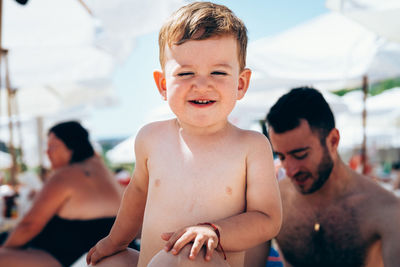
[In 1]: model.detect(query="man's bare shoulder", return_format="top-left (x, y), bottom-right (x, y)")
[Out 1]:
top-left (358, 174), bottom-right (399, 207)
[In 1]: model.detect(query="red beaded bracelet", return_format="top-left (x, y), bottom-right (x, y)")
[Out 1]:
top-left (198, 222), bottom-right (227, 260)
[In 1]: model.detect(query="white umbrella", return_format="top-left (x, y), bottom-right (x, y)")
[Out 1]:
top-left (326, 0), bottom-right (400, 43)
top-left (106, 134), bottom-right (136, 165)
top-left (85, 0), bottom-right (186, 61)
top-left (3, 0), bottom-right (116, 94)
top-left (1, 0), bottom-right (117, 175)
top-left (246, 12), bottom-right (400, 174)
top-left (247, 12), bottom-right (400, 92)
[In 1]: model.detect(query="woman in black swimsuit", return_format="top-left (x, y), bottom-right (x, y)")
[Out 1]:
top-left (0, 121), bottom-right (124, 267)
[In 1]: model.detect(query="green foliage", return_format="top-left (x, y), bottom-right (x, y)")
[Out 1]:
top-left (332, 77), bottom-right (400, 97)
top-left (369, 77), bottom-right (400, 96)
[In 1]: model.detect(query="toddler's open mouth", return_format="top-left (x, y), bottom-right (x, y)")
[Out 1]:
top-left (189, 100), bottom-right (216, 105)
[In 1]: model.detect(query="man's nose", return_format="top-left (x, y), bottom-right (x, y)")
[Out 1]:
top-left (282, 158), bottom-right (300, 178)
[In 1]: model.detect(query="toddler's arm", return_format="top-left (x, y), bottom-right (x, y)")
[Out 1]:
top-left (87, 129), bottom-right (150, 265)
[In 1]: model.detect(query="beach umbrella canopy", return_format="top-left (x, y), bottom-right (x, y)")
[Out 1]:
top-left (326, 0), bottom-right (400, 43)
top-left (2, 0), bottom-right (116, 99)
top-left (247, 12), bottom-right (400, 92)
top-left (106, 134), bottom-right (136, 165)
top-left (84, 0), bottom-right (186, 61)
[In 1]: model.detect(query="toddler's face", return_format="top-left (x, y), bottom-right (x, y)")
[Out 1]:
top-left (159, 35), bottom-right (250, 129)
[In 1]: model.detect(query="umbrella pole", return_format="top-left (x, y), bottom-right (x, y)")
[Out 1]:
top-left (36, 116), bottom-right (46, 182)
top-left (0, 0), bottom-right (2, 119)
top-left (13, 88), bottom-right (25, 168)
top-left (361, 75), bottom-right (368, 175)
top-left (3, 49), bottom-right (18, 185)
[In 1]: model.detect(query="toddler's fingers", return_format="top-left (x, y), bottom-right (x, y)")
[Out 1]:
top-left (189, 235), bottom-right (206, 260)
top-left (170, 231), bottom-right (196, 255)
top-left (89, 250), bottom-right (102, 265)
top-left (164, 231), bottom-right (183, 251)
top-left (86, 247), bottom-right (95, 265)
top-left (205, 238), bottom-right (217, 261)
top-left (161, 232), bottom-right (174, 241)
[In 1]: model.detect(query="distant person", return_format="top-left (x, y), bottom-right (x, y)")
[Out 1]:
top-left (86, 2), bottom-right (282, 267)
top-left (266, 87), bottom-right (400, 267)
top-left (114, 167), bottom-right (132, 186)
top-left (0, 121), bottom-right (123, 267)
top-left (391, 161), bottom-right (400, 190)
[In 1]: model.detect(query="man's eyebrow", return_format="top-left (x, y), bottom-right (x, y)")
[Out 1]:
top-left (288, 147), bottom-right (310, 155)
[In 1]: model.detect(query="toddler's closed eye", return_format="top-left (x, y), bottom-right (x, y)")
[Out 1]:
top-left (211, 71), bottom-right (227, 75)
top-left (178, 72), bottom-right (194, 76)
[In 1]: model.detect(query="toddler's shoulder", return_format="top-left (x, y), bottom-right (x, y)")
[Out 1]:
top-left (235, 127), bottom-right (270, 145)
top-left (136, 119), bottom-right (176, 140)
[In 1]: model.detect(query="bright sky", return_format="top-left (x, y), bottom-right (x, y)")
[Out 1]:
top-left (88, 0), bottom-right (329, 140)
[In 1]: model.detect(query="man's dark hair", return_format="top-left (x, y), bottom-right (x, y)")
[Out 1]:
top-left (49, 121), bottom-right (95, 164)
top-left (266, 87), bottom-right (335, 142)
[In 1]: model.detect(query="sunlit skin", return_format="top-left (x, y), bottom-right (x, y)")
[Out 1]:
top-left (46, 132), bottom-right (72, 169)
top-left (156, 35), bottom-right (248, 133)
top-left (86, 35), bottom-right (282, 267)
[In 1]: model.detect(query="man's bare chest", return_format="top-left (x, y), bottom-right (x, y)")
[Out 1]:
top-left (277, 200), bottom-right (377, 267)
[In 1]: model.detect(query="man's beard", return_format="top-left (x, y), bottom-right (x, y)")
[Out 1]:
top-left (302, 145), bottom-right (334, 194)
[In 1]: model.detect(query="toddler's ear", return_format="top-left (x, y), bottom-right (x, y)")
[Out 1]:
top-left (237, 68), bottom-right (251, 100)
top-left (153, 70), bottom-right (167, 100)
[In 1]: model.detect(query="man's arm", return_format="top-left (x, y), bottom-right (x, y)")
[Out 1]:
top-left (244, 240), bottom-right (271, 267)
top-left (87, 127), bottom-right (150, 265)
top-left (380, 197), bottom-right (400, 267)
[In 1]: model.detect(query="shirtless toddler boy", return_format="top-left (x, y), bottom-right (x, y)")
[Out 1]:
top-left (86, 2), bottom-right (282, 266)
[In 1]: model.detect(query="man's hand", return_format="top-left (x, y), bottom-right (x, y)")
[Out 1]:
top-left (86, 236), bottom-right (124, 265)
top-left (161, 224), bottom-right (219, 261)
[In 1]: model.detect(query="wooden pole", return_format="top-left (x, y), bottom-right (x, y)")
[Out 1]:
top-left (0, 0), bottom-right (3, 119)
top-left (3, 49), bottom-right (18, 185)
top-left (361, 75), bottom-right (368, 175)
top-left (0, 0), bottom-right (3, 48)
top-left (36, 116), bottom-right (46, 181)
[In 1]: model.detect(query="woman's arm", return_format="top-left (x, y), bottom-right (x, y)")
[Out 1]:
top-left (3, 172), bottom-right (72, 248)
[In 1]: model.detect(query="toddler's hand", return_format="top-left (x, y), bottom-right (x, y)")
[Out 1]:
top-left (86, 236), bottom-right (122, 265)
top-left (161, 224), bottom-right (219, 261)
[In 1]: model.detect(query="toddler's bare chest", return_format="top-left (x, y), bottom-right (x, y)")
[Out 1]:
top-left (146, 145), bottom-right (247, 212)
top-left (149, 141), bottom-right (246, 184)
top-left (277, 201), bottom-right (376, 267)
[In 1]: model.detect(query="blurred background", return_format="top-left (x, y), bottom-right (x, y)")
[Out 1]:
top-left (0, 0), bottom-right (399, 202)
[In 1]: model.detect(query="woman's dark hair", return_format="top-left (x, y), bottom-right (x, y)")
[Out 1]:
top-left (266, 87), bottom-right (335, 142)
top-left (49, 121), bottom-right (95, 164)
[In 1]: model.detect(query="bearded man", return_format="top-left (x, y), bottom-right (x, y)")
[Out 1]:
top-left (266, 87), bottom-right (400, 267)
